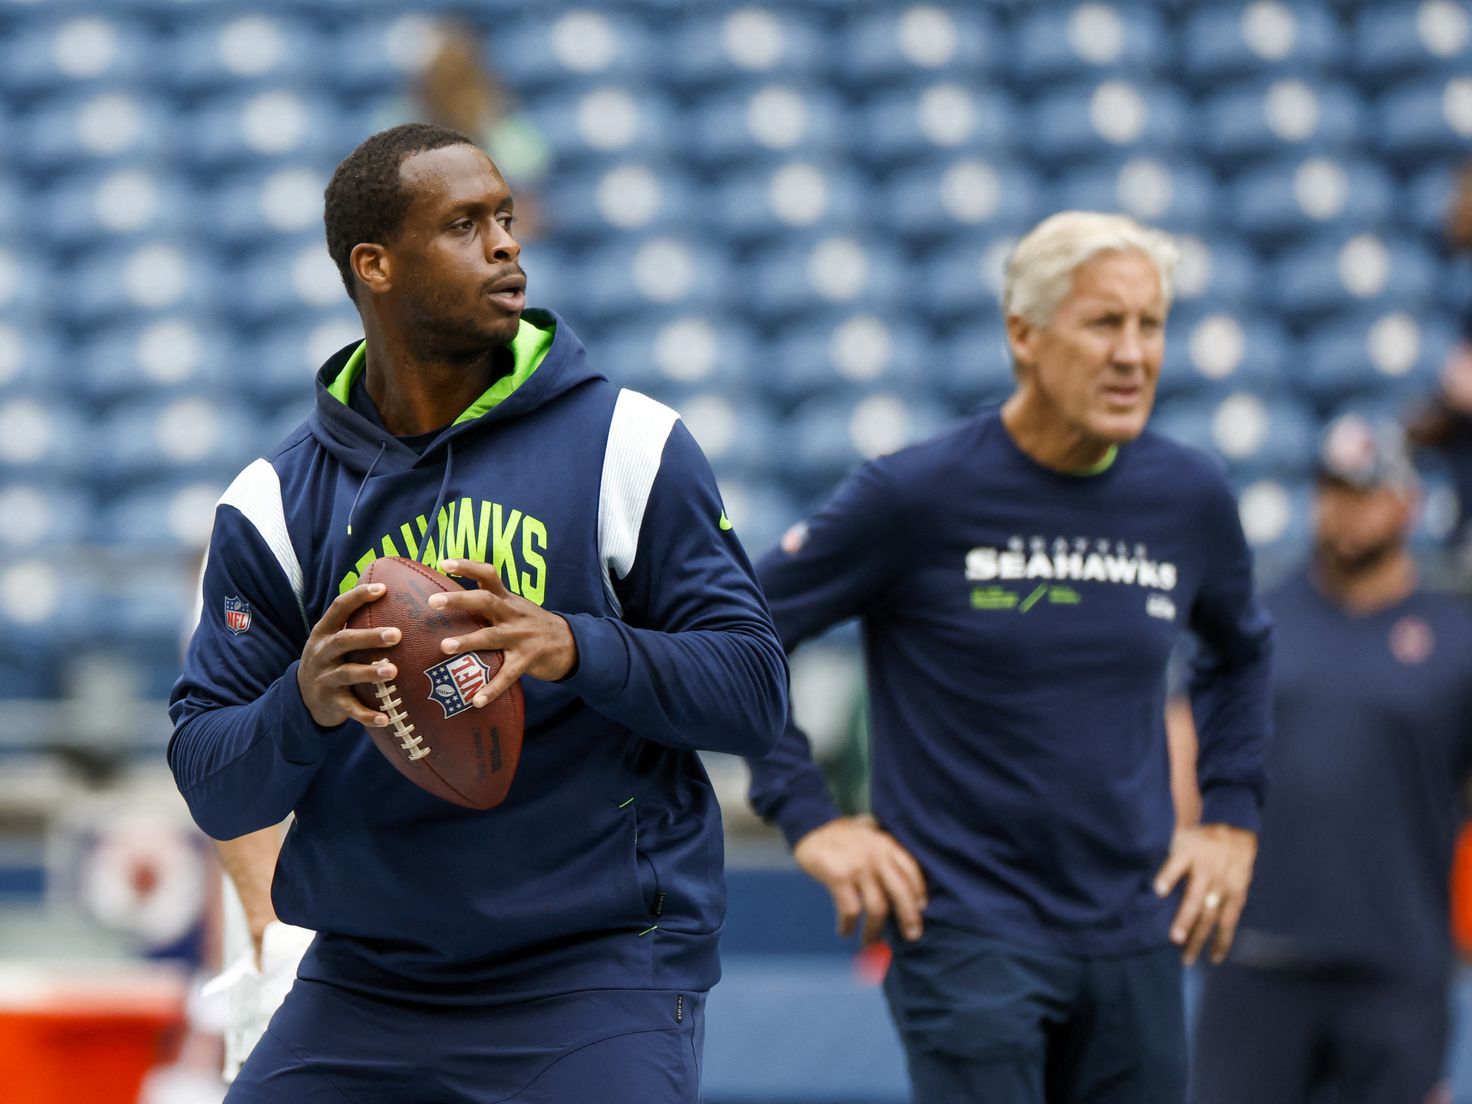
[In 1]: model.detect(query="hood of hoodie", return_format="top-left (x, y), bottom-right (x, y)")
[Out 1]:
top-left (308, 308), bottom-right (603, 477)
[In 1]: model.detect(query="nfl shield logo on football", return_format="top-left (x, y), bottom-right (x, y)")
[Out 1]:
top-left (223, 596), bottom-right (252, 635)
top-left (425, 653), bottom-right (493, 719)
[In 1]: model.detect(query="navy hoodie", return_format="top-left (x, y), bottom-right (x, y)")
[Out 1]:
top-left (748, 411), bottom-right (1273, 957)
top-left (169, 309), bottom-right (788, 1003)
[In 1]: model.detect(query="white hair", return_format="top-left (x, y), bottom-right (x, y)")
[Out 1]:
top-left (1001, 211), bottom-right (1179, 327)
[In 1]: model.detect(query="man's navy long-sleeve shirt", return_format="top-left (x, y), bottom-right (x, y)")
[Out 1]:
top-left (748, 410), bottom-right (1273, 956)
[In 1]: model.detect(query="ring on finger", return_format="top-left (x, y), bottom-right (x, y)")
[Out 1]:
top-left (1204, 891), bottom-right (1223, 911)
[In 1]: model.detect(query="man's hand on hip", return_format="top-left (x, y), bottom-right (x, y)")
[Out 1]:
top-left (794, 815), bottom-right (928, 945)
top-left (1154, 823), bottom-right (1258, 965)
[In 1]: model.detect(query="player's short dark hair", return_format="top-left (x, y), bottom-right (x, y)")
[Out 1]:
top-left (324, 122), bottom-right (478, 299)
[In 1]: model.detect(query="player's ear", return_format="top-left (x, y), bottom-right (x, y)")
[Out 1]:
top-left (351, 243), bottom-right (392, 297)
top-left (1005, 313), bottom-right (1036, 372)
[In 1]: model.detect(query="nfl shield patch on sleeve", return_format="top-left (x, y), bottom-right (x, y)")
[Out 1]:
top-left (223, 596), bottom-right (252, 635)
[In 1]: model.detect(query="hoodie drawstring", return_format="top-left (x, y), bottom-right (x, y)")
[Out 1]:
top-left (345, 441), bottom-right (387, 537)
top-left (425, 440), bottom-right (456, 563)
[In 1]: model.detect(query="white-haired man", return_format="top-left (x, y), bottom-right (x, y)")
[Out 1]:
top-left (747, 211), bottom-right (1274, 1102)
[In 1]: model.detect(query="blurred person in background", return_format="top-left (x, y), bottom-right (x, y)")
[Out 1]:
top-left (169, 123), bottom-right (787, 1102)
top-left (1407, 163), bottom-right (1472, 586)
top-left (1191, 414), bottom-right (1472, 1104)
top-left (747, 211), bottom-right (1274, 1103)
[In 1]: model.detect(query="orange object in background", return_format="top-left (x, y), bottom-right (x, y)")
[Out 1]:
top-left (1454, 823), bottom-right (1472, 957)
top-left (0, 963), bottom-right (187, 1104)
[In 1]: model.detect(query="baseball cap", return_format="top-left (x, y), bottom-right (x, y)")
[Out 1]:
top-left (1315, 413), bottom-right (1417, 491)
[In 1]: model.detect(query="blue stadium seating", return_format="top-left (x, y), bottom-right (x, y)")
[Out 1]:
top-left (0, 15), bottom-right (154, 95)
top-left (0, 393), bottom-right (91, 481)
top-left (93, 395), bottom-right (260, 494)
top-left (786, 390), bottom-right (952, 495)
top-left (575, 234), bottom-right (735, 323)
top-left (839, 5), bottom-right (1002, 89)
top-left (1050, 156), bottom-right (1220, 234)
top-left (154, 14), bottom-right (326, 93)
top-left (203, 165), bottom-right (330, 247)
top-left (887, 156), bottom-right (1041, 244)
top-left (241, 313), bottom-right (361, 408)
top-left (686, 83), bottom-right (850, 168)
top-left (1375, 76), bottom-right (1472, 163)
top-left (853, 82), bottom-right (1017, 168)
top-left (1158, 311), bottom-right (1294, 400)
top-left (743, 235), bottom-right (908, 325)
top-left (539, 163), bottom-right (704, 240)
top-left (489, 10), bottom-right (657, 93)
top-left (180, 89), bottom-right (346, 171)
top-left (1406, 163), bottom-right (1458, 241)
top-left (236, 237), bottom-right (349, 325)
top-left (1012, 4), bottom-right (1169, 87)
top-left (1198, 79), bottom-right (1363, 166)
top-left (1028, 81), bottom-right (1190, 165)
top-left (661, 8), bottom-right (826, 90)
top-left (919, 235), bottom-right (1017, 326)
top-left (1180, 2), bottom-right (1344, 87)
top-left (1232, 157), bottom-right (1396, 245)
top-left (1302, 310), bottom-right (1458, 406)
top-left (37, 166), bottom-right (193, 248)
top-left (1270, 231), bottom-right (1440, 321)
top-left (530, 86), bottom-right (681, 168)
top-left (594, 313), bottom-right (756, 400)
top-left (930, 319), bottom-right (1015, 410)
top-left (1168, 235), bottom-right (1264, 312)
top-left (1153, 391), bottom-right (1319, 480)
top-left (17, 90), bottom-right (175, 173)
top-left (710, 161), bottom-right (866, 242)
top-left (1354, 1), bottom-right (1472, 83)
top-left (76, 318), bottom-right (232, 408)
top-left (764, 315), bottom-right (929, 408)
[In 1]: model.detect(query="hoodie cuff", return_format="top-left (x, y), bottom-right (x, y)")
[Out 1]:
top-left (773, 788), bottom-right (846, 851)
top-left (272, 660), bottom-right (349, 764)
top-left (1200, 782), bottom-right (1262, 834)
top-left (558, 613), bottom-right (632, 707)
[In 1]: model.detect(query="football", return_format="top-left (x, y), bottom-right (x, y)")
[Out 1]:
top-left (347, 557), bottom-right (524, 810)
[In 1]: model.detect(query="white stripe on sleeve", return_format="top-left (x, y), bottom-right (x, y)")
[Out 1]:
top-left (597, 389), bottom-right (679, 616)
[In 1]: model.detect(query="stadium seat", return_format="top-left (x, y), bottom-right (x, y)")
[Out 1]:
top-left (686, 83), bottom-right (849, 168)
top-left (1027, 81), bottom-right (1189, 165)
top-left (328, 13), bottom-right (456, 94)
top-left (930, 319), bottom-right (1015, 411)
top-left (887, 157), bottom-right (1040, 244)
top-left (839, 4), bottom-right (1002, 89)
top-left (489, 10), bottom-right (656, 92)
top-left (1012, 4), bottom-right (1168, 87)
top-left (1158, 312), bottom-right (1293, 401)
top-left (180, 89), bottom-right (345, 172)
top-left (1180, 2), bottom-right (1343, 88)
top-left (1233, 476), bottom-right (1314, 574)
top-left (93, 395), bottom-right (261, 493)
top-left (1152, 391), bottom-right (1318, 480)
top-left (540, 162), bottom-right (704, 241)
top-left (530, 86), bottom-right (680, 168)
top-left (153, 14), bottom-right (325, 93)
top-left (1405, 163), bottom-right (1457, 241)
top-left (0, 482), bottom-right (92, 555)
top-left (709, 161), bottom-right (866, 243)
top-left (236, 237), bottom-right (350, 326)
top-left (1050, 157), bottom-right (1220, 234)
top-left (75, 318), bottom-right (232, 408)
top-left (35, 166), bottom-right (192, 248)
top-left (1375, 76), bottom-right (1472, 165)
top-left (594, 314), bottom-right (756, 400)
top-left (706, 476), bottom-right (802, 564)
top-left (763, 314), bottom-right (930, 408)
top-left (1354, 0), bottom-right (1472, 83)
top-left (1231, 157), bottom-right (1396, 245)
top-left (571, 235), bottom-right (734, 324)
top-left (56, 242), bottom-right (219, 329)
top-left (743, 235), bottom-right (908, 325)
top-left (674, 392), bottom-right (785, 482)
top-left (1198, 79), bottom-right (1363, 166)
top-left (17, 90), bottom-right (174, 173)
top-left (0, 323), bottom-right (65, 394)
top-left (0, 14), bottom-right (152, 95)
top-left (854, 82), bottom-right (1016, 168)
top-left (1169, 235), bottom-right (1262, 313)
top-left (1301, 311), bottom-right (1458, 406)
top-left (0, 246), bottom-right (56, 322)
top-left (661, 8), bottom-right (826, 90)
top-left (202, 164), bottom-right (330, 248)
top-left (105, 480), bottom-right (230, 556)
top-left (785, 391), bottom-right (953, 498)
top-left (919, 235), bottom-right (1020, 326)
top-left (0, 393), bottom-right (90, 480)
top-left (240, 312), bottom-right (361, 409)
top-left (1270, 232), bottom-right (1440, 321)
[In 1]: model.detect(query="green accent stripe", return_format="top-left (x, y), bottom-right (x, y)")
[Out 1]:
top-left (638, 924), bottom-right (659, 937)
top-left (325, 317), bottom-right (556, 423)
top-left (1019, 584), bottom-right (1048, 613)
top-left (618, 796), bottom-right (634, 808)
top-left (1069, 444), bottom-right (1118, 477)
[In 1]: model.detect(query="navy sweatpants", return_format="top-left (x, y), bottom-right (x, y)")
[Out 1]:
top-left (883, 923), bottom-right (1186, 1104)
top-left (228, 979), bottom-right (705, 1103)
top-left (1192, 962), bottom-right (1447, 1104)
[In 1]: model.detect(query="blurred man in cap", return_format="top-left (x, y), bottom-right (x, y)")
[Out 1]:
top-left (1193, 413), bottom-right (1472, 1104)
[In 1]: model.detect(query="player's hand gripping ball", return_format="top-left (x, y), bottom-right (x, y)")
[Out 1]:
top-left (347, 557), bottom-right (524, 809)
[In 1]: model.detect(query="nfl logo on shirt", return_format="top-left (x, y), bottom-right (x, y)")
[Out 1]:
top-left (223, 596), bottom-right (252, 635)
top-left (425, 654), bottom-right (493, 719)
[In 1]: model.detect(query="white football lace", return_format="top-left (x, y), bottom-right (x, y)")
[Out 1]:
top-left (373, 678), bottom-right (431, 761)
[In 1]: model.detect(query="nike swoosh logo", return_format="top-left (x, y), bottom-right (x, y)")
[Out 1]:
top-left (719, 512), bottom-right (733, 531)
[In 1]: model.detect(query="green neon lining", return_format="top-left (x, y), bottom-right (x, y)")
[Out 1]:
top-left (325, 317), bottom-right (556, 422)
top-left (638, 925), bottom-right (659, 937)
top-left (618, 796), bottom-right (634, 808)
top-left (1069, 444), bottom-right (1118, 477)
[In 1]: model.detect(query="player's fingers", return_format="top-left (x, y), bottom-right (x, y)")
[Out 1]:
top-left (316, 583), bottom-right (386, 634)
top-left (321, 626), bottom-right (402, 658)
top-left (1183, 904), bottom-right (1217, 966)
top-left (471, 657), bottom-right (526, 708)
top-left (884, 838), bottom-right (928, 904)
top-left (331, 689), bottom-right (389, 729)
top-left (440, 559), bottom-right (512, 598)
top-left (876, 860), bottom-right (924, 942)
top-left (1153, 846), bottom-right (1192, 900)
top-left (830, 881), bottom-right (861, 939)
top-left (439, 626), bottom-right (512, 655)
top-left (1170, 870), bottom-right (1208, 948)
top-left (1209, 891), bottom-right (1247, 965)
top-left (322, 661), bottom-right (397, 688)
top-left (857, 871), bottom-right (891, 946)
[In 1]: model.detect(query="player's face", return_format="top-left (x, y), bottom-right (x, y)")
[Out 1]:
top-left (1009, 251), bottom-right (1166, 446)
top-left (1314, 481), bottom-right (1415, 572)
top-left (387, 144), bottom-right (525, 353)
